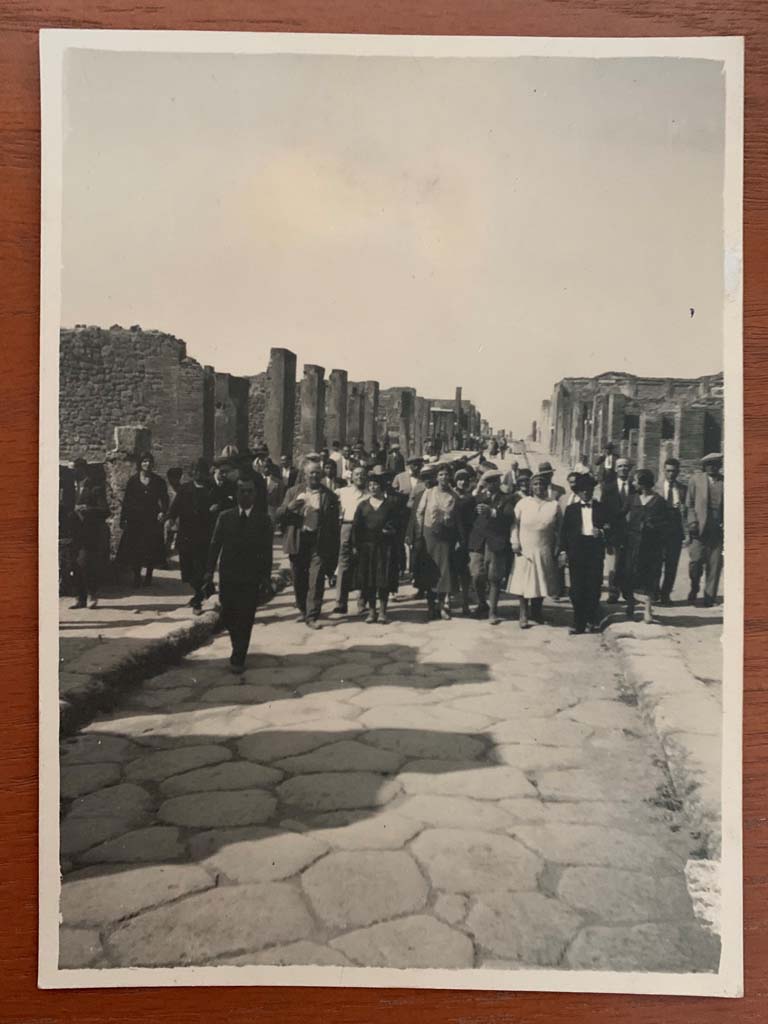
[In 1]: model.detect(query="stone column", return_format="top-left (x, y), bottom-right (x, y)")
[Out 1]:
top-left (398, 389), bottom-right (416, 459)
top-left (638, 412), bottom-right (662, 470)
top-left (104, 426), bottom-right (152, 559)
top-left (347, 384), bottom-right (364, 446)
top-left (326, 369), bottom-right (348, 447)
top-left (363, 381), bottom-right (379, 451)
top-left (264, 348), bottom-right (297, 459)
top-left (299, 364), bottom-right (326, 455)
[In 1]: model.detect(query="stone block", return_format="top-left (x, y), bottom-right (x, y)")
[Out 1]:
top-left (331, 915), bottom-right (474, 969)
top-left (467, 891), bottom-right (582, 966)
top-left (410, 828), bottom-right (541, 893)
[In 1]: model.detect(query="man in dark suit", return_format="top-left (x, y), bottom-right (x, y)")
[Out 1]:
top-left (279, 454), bottom-right (299, 489)
top-left (601, 456), bottom-right (635, 601)
top-left (559, 473), bottom-right (609, 634)
top-left (686, 453), bottom-right (724, 607)
top-left (655, 457), bottom-right (688, 606)
top-left (594, 441), bottom-right (618, 485)
top-left (468, 469), bottom-right (517, 625)
top-left (276, 459), bottom-right (341, 628)
top-left (168, 458), bottom-right (215, 614)
top-left (68, 458), bottom-right (110, 609)
top-left (206, 473), bottom-right (273, 672)
top-left (386, 443), bottom-right (406, 475)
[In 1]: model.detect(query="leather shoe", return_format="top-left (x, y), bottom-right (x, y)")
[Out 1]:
top-left (306, 618), bottom-right (321, 630)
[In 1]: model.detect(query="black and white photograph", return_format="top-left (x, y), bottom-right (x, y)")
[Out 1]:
top-left (39, 31), bottom-right (743, 995)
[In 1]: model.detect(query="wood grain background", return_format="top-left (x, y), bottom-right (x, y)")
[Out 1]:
top-left (1, 2), bottom-right (765, 1021)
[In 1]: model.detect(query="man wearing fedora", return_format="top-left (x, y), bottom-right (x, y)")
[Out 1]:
top-left (386, 442), bottom-right (406, 475)
top-left (686, 453), bottom-right (724, 607)
top-left (538, 461), bottom-right (565, 501)
top-left (276, 458), bottom-right (341, 628)
top-left (468, 468), bottom-right (517, 625)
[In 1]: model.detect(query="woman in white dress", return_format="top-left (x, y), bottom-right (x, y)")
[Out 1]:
top-left (508, 472), bottom-right (563, 628)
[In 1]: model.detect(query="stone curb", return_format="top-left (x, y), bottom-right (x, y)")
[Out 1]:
top-left (59, 568), bottom-right (294, 738)
top-left (603, 621), bottom-right (721, 859)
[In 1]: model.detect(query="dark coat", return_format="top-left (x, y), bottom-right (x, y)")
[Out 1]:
top-left (117, 472), bottom-right (169, 567)
top-left (386, 451), bottom-right (406, 475)
top-left (207, 506), bottom-right (273, 586)
top-left (209, 478), bottom-right (237, 517)
top-left (275, 484), bottom-right (341, 572)
top-left (169, 481), bottom-right (215, 581)
top-left (685, 472), bottom-right (723, 539)
top-left (352, 496), bottom-right (401, 592)
top-left (655, 479), bottom-right (689, 540)
top-left (620, 493), bottom-right (667, 594)
top-left (468, 490), bottom-right (516, 554)
top-left (69, 476), bottom-right (110, 556)
top-left (600, 478), bottom-right (636, 542)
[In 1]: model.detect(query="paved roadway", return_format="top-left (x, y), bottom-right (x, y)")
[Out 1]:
top-left (57, 448), bottom-right (721, 973)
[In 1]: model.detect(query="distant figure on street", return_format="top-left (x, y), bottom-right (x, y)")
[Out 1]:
top-left (68, 458), bottom-right (109, 609)
top-left (322, 457), bottom-right (346, 493)
top-left (502, 460), bottom-right (519, 493)
top-left (559, 473), bottom-right (608, 635)
top-left (276, 459), bottom-right (341, 629)
top-left (386, 443), bottom-right (406, 475)
top-left (164, 467), bottom-right (184, 558)
top-left (655, 457), bottom-right (688, 605)
top-left (332, 464), bottom-right (369, 616)
top-left (279, 454), bottom-right (299, 489)
top-left (514, 468), bottom-right (533, 498)
top-left (339, 444), bottom-right (354, 482)
top-left (468, 468), bottom-right (516, 625)
top-left (508, 471), bottom-right (562, 628)
top-left (595, 441), bottom-right (618, 485)
top-left (352, 467), bottom-right (401, 624)
top-left (167, 457), bottom-right (215, 614)
top-left (329, 441), bottom-right (345, 477)
top-left (619, 468), bottom-right (667, 624)
top-left (686, 453), bottom-right (724, 607)
top-left (117, 451), bottom-right (169, 588)
top-left (206, 473), bottom-right (273, 672)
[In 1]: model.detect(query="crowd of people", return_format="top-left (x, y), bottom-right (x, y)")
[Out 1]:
top-left (59, 435), bottom-right (724, 673)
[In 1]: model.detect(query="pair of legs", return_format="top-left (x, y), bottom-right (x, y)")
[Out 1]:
top-left (426, 590), bottom-right (451, 620)
top-left (518, 596), bottom-right (544, 629)
top-left (332, 523), bottom-right (355, 614)
top-left (131, 563), bottom-right (154, 587)
top-left (568, 542), bottom-right (604, 634)
top-left (625, 589), bottom-right (654, 624)
top-left (656, 530), bottom-right (683, 605)
top-left (290, 531), bottom-right (325, 627)
top-left (469, 548), bottom-right (503, 625)
top-left (363, 588), bottom-right (390, 624)
top-left (688, 528), bottom-right (723, 606)
top-left (219, 582), bottom-right (260, 671)
top-left (71, 547), bottom-right (100, 609)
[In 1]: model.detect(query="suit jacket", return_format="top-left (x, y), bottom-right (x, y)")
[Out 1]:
top-left (595, 453), bottom-right (618, 485)
top-left (280, 466), bottom-right (299, 488)
top-left (468, 490), bottom-right (517, 554)
top-left (168, 481), bottom-right (214, 548)
top-left (69, 476), bottom-right (109, 550)
top-left (276, 483), bottom-right (341, 569)
top-left (560, 500), bottom-right (609, 558)
top-left (209, 478), bottom-right (237, 516)
top-left (386, 452), bottom-right (406, 475)
top-left (207, 506), bottom-right (273, 586)
top-left (655, 479), bottom-right (688, 538)
top-left (686, 472), bottom-right (723, 538)
top-left (558, 491), bottom-right (580, 517)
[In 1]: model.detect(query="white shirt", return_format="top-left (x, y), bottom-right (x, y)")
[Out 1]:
top-left (339, 485), bottom-right (367, 522)
top-left (239, 506), bottom-right (253, 518)
top-left (665, 481), bottom-right (680, 507)
top-left (617, 479), bottom-right (629, 497)
top-left (580, 502), bottom-right (594, 536)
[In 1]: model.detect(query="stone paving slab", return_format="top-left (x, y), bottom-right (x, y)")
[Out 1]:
top-left (58, 577), bottom-right (722, 973)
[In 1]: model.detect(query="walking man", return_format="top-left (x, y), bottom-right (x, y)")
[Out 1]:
top-left (332, 463), bottom-right (369, 615)
top-left (603, 456), bottom-right (635, 602)
top-left (206, 473), bottom-right (273, 672)
top-left (686, 453), bottom-right (724, 607)
top-left (277, 459), bottom-right (341, 628)
top-left (656, 457), bottom-right (688, 605)
top-left (168, 458), bottom-right (215, 614)
top-left (559, 473), bottom-right (608, 634)
top-left (468, 468), bottom-right (517, 625)
top-left (68, 458), bottom-right (109, 610)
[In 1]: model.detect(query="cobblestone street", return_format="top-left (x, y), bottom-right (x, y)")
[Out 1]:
top-left (59, 575), bottom-right (721, 974)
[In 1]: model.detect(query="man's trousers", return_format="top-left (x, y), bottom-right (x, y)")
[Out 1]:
top-left (689, 524), bottom-right (723, 601)
top-left (568, 538), bottom-right (605, 631)
top-left (219, 582), bottom-right (260, 664)
top-left (291, 531), bottom-right (326, 621)
top-left (335, 523), bottom-right (355, 610)
top-left (658, 528), bottom-right (684, 600)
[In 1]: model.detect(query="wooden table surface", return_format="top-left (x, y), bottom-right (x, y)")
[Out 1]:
top-left (1, 2), bottom-right (765, 1021)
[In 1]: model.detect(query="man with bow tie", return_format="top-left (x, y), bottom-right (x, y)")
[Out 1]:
top-left (655, 457), bottom-right (688, 606)
top-left (558, 473), bottom-right (609, 634)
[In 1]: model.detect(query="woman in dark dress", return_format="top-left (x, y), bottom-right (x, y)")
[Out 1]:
top-left (117, 451), bottom-right (169, 587)
top-left (352, 467), bottom-right (400, 625)
top-left (620, 468), bottom-right (666, 624)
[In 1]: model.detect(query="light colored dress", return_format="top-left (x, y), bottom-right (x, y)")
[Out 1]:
top-left (507, 496), bottom-right (561, 598)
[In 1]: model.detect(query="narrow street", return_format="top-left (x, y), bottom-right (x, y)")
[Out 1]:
top-left (59, 538), bottom-right (721, 972)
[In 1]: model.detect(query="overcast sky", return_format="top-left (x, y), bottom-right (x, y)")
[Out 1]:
top-left (62, 50), bottom-right (726, 434)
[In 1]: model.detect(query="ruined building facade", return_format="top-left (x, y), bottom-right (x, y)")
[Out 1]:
top-left (542, 371), bottom-right (724, 477)
top-left (59, 326), bottom-right (488, 473)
